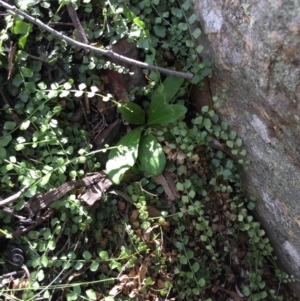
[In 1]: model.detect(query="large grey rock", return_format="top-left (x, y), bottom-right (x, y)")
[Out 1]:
top-left (191, 0), bottom-right (300, 295)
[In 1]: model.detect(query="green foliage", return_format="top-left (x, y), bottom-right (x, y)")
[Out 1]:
top-left (106, 75), bottom-right (186, 184)
top-left (0, 0), bottom-right (296, 301)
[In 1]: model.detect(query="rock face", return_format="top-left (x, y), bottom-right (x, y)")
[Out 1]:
top-left (191, 0), bottom-right (300, 295)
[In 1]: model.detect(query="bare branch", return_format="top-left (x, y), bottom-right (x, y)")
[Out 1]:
top-left (66, 3), bottom-right (89, 53)
top-left (0, 186), bottom-right (29, 207)
top-left (0, 1), bottom-right (194, 80)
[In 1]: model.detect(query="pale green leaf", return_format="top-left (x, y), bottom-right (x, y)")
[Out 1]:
top-left (106, 126), bottom-right (144, 184)
top-left (138, 134), bottom-right (166, 176)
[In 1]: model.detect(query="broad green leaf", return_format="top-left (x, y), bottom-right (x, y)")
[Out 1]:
top-left (0, 135), bottom-right (12, 147)
top-left (138, 134), bottom-right (166, 176)
top-left (106, 126), bottom-right (144, 184)
top-left (118, 102), bottom-right (145, 125)
top-left (151, 76), bottom-right (184, 104)
top-left (13, 21), bottom-right (32, 35)
top-left (147, 104), bottom-right (187, 125)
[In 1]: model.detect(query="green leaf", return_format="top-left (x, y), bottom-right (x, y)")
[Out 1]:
top-left (192, 28), bottom-right (201, 38)
top-left (235, 138), bottom-right (242, 147)
top-left (12, 74), bottom-right (23, 87)
top-left (196, 44), bottom-right (204, 54)
top-left (83, 251), bottom-right (92, 260)
top-left (185, 39), bottom-right (194, 47)
top-left (198, 278), bottom-right (205, 287)
top-left (74, 261), bottom-right (84, 270)
top-left (226, 140), bottom-right (234, 148)
top-left (178, 22), bottom-right (188, 31)
top-left (188, 14), bottom-right (198, 24)
top-left (200, 235), bottom-right (207, 241)
top-left (86, 289), bottom-right (97, 300)
top-left (90, 261), bottom-right (99, 272)
top-left (4, 121), bottom-right (17, 131)
top-left (151, 76), bottom-right (184, 104)
top-left (41, 255), bottom-right (49, 268)
top-left (106, 126), bottom-right (144, 184)
top-left (193, 116), bottom-right (203, 125)
top-left (118, 102), bottom-right (145, 125)
top-left (171, 7), bottom-right (183, 18)
top-left (41, 173), bottom-right (51, 186)
top-left (99, 250), bottom-right (109, 260)
top-left (19, 34), bottom-right (30, 49)
top-left (203, 118), bottom-right (211, 130)
top-left (247, 202), bottom-right (256, 210)
top-left (229, 130), bottom-right (237, 140)
top-left (21, 66), bottom-right (33, 78)
top-left (153, 25), bottom-right (166, 37)
top-left (138, 134), bottom-right (166, 176)
top-left (181, 0), bottom-right (190, 11)
top-left (0, 148), bottom-right (7, 159)
top-left (192, 262), bottom-right (199, 272)
top-left (147, 104), bottom-right (187, 125)
top-left (0, 135), bottom-right (12, 147)
top-left (13, 20), bottom-right (32, 35)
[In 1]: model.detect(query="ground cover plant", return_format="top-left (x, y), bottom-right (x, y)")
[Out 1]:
top-left (0, 0), bottom-right (299, 300)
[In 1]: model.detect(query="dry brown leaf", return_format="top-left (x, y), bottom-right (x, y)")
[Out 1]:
top-left (153, 171), bottom-right (180, 201)
top-left (119, 275), bottom-right (129, 283)
top-left (157, 279), bottom-right (166, 289)
top-left (118, 201), bottom-right (126, 211)
top-left (146, 205), bottom-right (160, 217)
top-left (129, 288), bottom-right (139, 298)
top-left (176, 150), bottom-right (187, 165)
top-left (130, 209), bottom-right (139, 224)
top-left (109, 284), bottom-right (123, 296)
top-left (212, 223), bottom-right (226, 232)
top-left (139, 263), bottom-right (148, 283)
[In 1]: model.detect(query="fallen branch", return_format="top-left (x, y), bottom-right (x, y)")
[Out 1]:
top-left (24, 171), bottom-right (111, 217)
top-left (0, 185), bottom-right (29, 207)
top-left (0, 1), bottom-right (194, 80)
